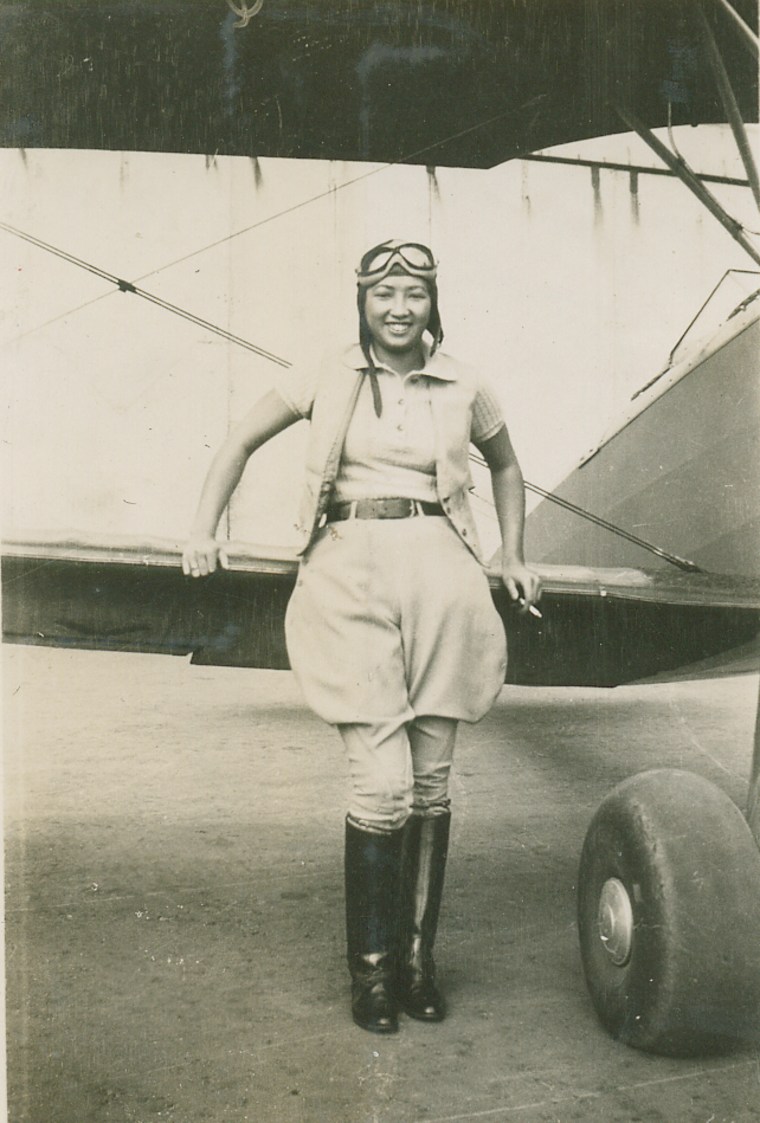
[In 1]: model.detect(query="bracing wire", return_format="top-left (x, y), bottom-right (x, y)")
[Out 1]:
top-left (3, 80), bottom-right (706, 578)
top-left (135, 101), bottom-right (546, 285)
top-left (3, 100), bottom-right (540, 345)
top-left (2, 216), bottom-right (706, 572)
top-left (0, 221), bottom-right (291, 367)
top-left (469, 452), bottom-right (703, 572)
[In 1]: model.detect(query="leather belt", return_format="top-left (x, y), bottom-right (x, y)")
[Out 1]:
top-left (325, 498), bottom-right (445, 522)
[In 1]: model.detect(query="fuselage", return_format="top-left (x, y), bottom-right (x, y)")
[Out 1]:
top-left (525, 298), bottom-right (760, 579)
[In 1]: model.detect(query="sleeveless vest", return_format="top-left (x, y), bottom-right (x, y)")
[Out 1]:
top-left (293, 345), bottom-right (487, 562)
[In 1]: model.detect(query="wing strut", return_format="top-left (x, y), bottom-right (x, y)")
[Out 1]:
top-left (520, 154), bottom-right (748, 188)
top-left (699, 2), bottom-right (760, 212)
top-left (749, 677), bottom-right (760, 849)
top-left (615, 106), bottom-right (760, 269)
top-left (714, 0), bottom-right (760, 57)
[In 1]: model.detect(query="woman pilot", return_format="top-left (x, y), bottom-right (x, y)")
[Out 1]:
top-left (182, 239), bottom-right (541, 1034)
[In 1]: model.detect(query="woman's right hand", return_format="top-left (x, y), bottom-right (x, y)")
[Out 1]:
top-left (181, 536), bottom-right (229, 578)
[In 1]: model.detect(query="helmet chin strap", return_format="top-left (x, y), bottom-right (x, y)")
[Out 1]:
top-left (368, 369), bottom-right (383, 417)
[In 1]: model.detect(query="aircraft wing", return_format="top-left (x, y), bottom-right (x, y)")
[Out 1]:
top-left (3, 534), bottom-right (758, 688)
top-left (2, 1), bottom-right (756, 169)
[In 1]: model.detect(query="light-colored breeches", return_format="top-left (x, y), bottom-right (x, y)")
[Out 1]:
top-left (338, 715), bottom-right (457, 830)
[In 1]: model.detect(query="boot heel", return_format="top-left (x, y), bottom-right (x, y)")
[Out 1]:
top-left (398, 966), bottom-right (446, 1021)
top-left (352, 969), bottom-right (398, 1034)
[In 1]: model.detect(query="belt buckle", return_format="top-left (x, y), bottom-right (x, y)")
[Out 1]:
top-left (407, 499), bottom-right (418, 518)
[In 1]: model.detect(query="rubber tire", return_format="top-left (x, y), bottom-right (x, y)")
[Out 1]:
top-left (578, 768), bottom-right (760, 1056)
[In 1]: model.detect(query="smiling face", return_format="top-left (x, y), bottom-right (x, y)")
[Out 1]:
top-left (363, 274), bottom-right (432, 369)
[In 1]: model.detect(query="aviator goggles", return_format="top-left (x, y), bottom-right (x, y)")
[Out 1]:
top-left (356, 241), bottom-right (437, 285)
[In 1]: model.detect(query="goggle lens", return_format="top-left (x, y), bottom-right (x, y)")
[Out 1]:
top-left (361, 248), bottom-right (394, 273)
top-left (398, 244), bottom-right (435, 269)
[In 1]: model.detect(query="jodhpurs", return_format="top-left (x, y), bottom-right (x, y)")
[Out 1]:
top-left (338, 715), bottom-right (457, 830)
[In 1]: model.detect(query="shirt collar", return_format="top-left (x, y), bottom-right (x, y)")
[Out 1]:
top-left (343, 340), bottom-right (457, 382)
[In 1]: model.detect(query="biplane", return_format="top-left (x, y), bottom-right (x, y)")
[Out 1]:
top-left (2, 0), bottom-right (760, 1058)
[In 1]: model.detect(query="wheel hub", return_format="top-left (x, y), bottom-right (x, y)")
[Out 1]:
top-left (597, 877), bottom-right (634, 966)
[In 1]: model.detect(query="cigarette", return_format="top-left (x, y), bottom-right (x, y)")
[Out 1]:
top-left (518, 598), bottom-right (543, 619)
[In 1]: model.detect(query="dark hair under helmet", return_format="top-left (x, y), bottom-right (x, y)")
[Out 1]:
top-left (356, 240), bottom-right (444, 374)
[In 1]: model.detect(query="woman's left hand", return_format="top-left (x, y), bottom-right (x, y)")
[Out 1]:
top-left (501, 561), bottom-right (542, 613)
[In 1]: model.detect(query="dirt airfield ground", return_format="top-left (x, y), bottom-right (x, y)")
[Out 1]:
top-left (4, 645), bottom-right (760, 1123)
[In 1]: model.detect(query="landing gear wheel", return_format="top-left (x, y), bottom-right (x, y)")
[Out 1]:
top-left (578, 768), bottom-right (760, 1056)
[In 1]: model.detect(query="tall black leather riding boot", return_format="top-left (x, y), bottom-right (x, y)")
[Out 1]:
top-left (344, 817), bottom-right (404, 1034)
top-left (397, 810), bottom-right (451, 1021)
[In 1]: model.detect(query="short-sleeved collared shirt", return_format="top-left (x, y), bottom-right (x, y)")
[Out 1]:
top-left (275, 342), bottom-right (506, 558)
top-left (277, 344), bottom-right (504, 504)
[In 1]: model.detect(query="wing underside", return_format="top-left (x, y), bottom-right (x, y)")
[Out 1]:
top-left (3, 535), bottom-right (758, 688)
